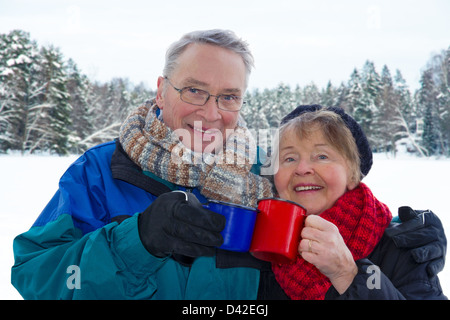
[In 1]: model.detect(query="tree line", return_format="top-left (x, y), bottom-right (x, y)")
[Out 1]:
top-left (1, 30), bottom-right (449, 157)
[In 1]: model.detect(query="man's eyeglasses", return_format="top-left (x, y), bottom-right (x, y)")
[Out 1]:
top-left (165, 77), bottom-right (245, 112)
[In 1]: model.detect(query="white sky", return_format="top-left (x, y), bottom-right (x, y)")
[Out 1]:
top-left (0, 0), bottom-right (449, 91)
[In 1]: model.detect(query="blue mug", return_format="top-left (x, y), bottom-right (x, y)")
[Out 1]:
top-left (203, 200), bottom-right (258, 252)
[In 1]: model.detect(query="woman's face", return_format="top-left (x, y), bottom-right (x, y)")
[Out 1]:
top-left (274, 127), bottom-right (358, 216)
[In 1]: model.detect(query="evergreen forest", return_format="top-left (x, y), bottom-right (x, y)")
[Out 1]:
top-left (1, 30), bottom-right (449, 157)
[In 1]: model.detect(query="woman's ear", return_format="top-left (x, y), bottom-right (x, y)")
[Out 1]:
top-left (346, 163), bottom-right (360, 191)
top-left (347, 179), bottom-right (359, 191)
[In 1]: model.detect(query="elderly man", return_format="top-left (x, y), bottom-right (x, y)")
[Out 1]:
top-left (12, 29), bottom-right (446, 300)
top-left (12, 29), bottom-right (273, 300)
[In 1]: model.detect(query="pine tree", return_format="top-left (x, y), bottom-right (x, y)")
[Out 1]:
top-left (301, 82), bottom-right (321, 106)
top-left (39, 45), bottom-right (72, 155)
top-left (0, 30), bottom-right (43, 153)
top-left (77, 81), bottom-right (122, 149)
top-left (66, 58), bottom-right (94, 152)
top-left (360, 61), bottom-right (381, 147)
top-left (417, 48), bottom-right (450, 156)
top-left (293, 84), bottom-right (303, 105)
top-left (433, 48), bottom-right (450, 156)
top-left (240, 90), bottom-right (256, 129)
top-left (260, 87), bottom-right (280, 129)
top-left (373, 65), bottom-right (397, 153)
top-left (394, 69), bottom-right (415, 132)
top-left (346, 69), bottom-right (371, 138)
top-left (422, 103), bottom-right (436, 155)
top-left (321, 81), bottom-right (338, 107)
top-left (345, 69), bottom-right (361, 115)
top-left (362, 61), bottom-right (382, 107)
top-left (335, 82), bottom-right (350, 113)
top-left (418, 69), bottom-right (439, 155)
top-left (392, 69), bottom-right (426, 156)
top-left (275, 83), bottom-right (293, 117)
top-left (242, 89), bottom-right (263, 129)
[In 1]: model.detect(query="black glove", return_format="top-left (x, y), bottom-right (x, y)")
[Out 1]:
top-left (138, 191), bottom-right (226, 259)
top-left (386, 206), bottom-right (447, 277)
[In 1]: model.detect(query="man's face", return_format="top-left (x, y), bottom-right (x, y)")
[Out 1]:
top-left (156, 43), bottom-right (246, 153)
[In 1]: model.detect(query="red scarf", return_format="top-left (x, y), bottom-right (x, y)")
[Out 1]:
top-left (272, 183), bottom-right (392, 300)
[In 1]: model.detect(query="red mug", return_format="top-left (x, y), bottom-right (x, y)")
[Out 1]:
top-left (249, 198), bottom-right (306, 264)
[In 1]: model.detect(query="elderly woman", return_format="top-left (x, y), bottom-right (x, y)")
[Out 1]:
top-left (268, 104), bottom-right (446, 300)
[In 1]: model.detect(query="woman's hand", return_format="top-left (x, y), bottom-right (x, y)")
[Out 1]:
top-left (299, 215), bottom-right (358, 294)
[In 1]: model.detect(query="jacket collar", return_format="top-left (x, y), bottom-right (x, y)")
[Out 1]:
top-left (111, 138), bottom-right (172, 195)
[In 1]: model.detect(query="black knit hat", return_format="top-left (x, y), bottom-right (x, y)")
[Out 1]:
top-left (281, 104), bottom-right (373, 177)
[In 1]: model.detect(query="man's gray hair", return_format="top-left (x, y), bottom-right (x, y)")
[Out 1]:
top-left (163, 29), bottom-right (254, 86)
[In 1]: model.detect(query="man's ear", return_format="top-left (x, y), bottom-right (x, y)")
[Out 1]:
top-left (156, 76), bottom-right (165, 108)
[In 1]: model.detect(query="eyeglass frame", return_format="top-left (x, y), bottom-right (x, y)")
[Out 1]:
top-left (164, 77), bottom-right (246, 112)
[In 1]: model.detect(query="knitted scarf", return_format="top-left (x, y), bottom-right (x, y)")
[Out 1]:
top-left (119, 100), bottom-right (273, 207)
top-left (272, 182), bottom-right (392, 300)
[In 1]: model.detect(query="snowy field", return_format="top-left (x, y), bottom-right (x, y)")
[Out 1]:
top-left (0, 152), bottom-right (449, 300)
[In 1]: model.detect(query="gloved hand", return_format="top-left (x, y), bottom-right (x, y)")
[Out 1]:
top-left (386, 206), bottom-right (447, 277)
top-left (138, 191), bottom-right (226, 259)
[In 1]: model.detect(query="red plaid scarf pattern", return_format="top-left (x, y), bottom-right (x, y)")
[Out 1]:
top-left (272, 182), bottom-right (392, 300)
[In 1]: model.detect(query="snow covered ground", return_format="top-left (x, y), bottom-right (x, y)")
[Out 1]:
top-left (1, 152), bottom-right (449, 300)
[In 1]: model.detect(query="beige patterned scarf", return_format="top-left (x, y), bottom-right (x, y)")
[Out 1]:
top-left (119, 100), bottom-right (273, 207)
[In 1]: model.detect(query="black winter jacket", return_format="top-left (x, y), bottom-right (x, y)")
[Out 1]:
top-left (258, 212), bottom-right (447, 300)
